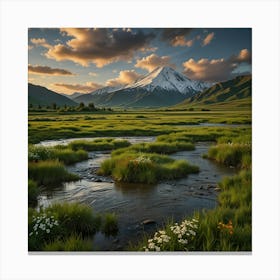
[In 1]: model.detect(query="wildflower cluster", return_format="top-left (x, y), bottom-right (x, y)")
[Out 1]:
top-left (29, 214), bottom-right (59, 237)
top-left (143, 230), bottom-right (171, 252)
top-left (170, 218), bottom-right (198, 246)
top-left (143, 218), bottom-right (198, 252)
top-left (217, 220), bottom-right (233, 235)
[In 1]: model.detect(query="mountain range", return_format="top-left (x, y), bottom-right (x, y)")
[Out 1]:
top-left (28, 67), bottom-right (251, 109)
top-left (73, 66), bottom-right (211, 107)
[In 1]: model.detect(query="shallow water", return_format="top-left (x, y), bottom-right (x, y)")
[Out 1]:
top-left (37, 137), bottom-right (236, 251)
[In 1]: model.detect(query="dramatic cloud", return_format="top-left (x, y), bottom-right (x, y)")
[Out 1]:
top-left (28, 64), bottom-right (74, 76)
top-left (202, 32), bottom-right (214, 46)
top-left (106, 70), bottom-right (142, 87)
top-left (30, 38), bottom-right (52, 48)
top-left (46, 28), bottom-right (155, 67)
top-left (182, 49), bottom-right (251, 82)
top-left (52, 82), bottom-right (103, 93)
top-left (135, 54), bottom-right (176, 72)
top-left (161, 28), bottom-right (193, 45)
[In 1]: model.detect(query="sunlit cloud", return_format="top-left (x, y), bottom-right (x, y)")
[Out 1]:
top-left (202, 32), bottom-right (214, 46)
top-left (45, 28), bottom-right (155, 67)
top-left (182, 49), bottom-right (251, 82)
top-left (52, 81), bottom-right (103, 94)
top-left (135, 54), bottom-right (176, 72)
top-left (28, 64), bottom-right (75, 76)
top-left (171, 36), bottom-right (194, 47)
top-left (161, 28), bottom-right (193, 46)
top-left (106, 70), bottom-right (142, 87)
top-left (30, 38), bottom-right (52, 49)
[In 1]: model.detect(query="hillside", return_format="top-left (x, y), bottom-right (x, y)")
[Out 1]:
top-left (28, 83), bottom-right (77, 107)
top-left (177, 75), bottom-right (251, 108)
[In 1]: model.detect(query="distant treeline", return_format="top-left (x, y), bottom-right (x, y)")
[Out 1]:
top-left (28, 102), bottom-right (114, 112)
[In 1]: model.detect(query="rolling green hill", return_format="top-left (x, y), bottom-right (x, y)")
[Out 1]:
top-left (176, 75), bottom-right (251, 109)
top-left (28, 83), bottom-right (77, 107)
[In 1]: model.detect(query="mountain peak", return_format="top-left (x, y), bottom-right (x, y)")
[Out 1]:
top-left (124, 65), bottom-right (209, 94)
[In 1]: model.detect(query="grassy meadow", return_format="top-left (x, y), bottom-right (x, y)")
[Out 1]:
top-left (28, 106), bottom-right (251, 251)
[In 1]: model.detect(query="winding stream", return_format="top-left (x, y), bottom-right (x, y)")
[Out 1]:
top-left (37, 135), bottom-right (237, 250)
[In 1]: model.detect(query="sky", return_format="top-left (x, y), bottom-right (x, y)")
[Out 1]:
top-left (28, 28), bottom-right (252, 95)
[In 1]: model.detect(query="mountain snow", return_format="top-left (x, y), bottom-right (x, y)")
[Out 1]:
top-left (124, 66), bottom-right (210, 94)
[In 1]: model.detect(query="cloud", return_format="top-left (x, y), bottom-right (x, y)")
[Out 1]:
top-left (202, 32), bottom-right (214, 46)
top-left (46, 28), bottom-right (155, 67)
top-left (161, 28), bottom-right (193, 45)
top-left (52, 82), bottom-right (103, 93)
top-left (182, 49), bottom-right (252, 82)
top-left (30, 38), bottom-right (52, 48)
top-left (28, 64), bottom-right (75, 76)
top-left (106, 70), bottom-right (142, 87)
top-left (88, 72), bottom-right (98, 77)
top-left (135, 54), bottom-right (176, 72)
top-left (172, 36), bottom-right (194, 47)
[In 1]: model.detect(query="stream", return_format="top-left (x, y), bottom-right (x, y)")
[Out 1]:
top-left (37, 136), bottom-right (236, 251)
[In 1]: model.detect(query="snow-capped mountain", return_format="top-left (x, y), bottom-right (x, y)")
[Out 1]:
top-left (90, 86), bottom-right (121, 95)
top-left (124, 66), bottom-right (210, 94)
top-left (75, 67), bottom-right (211, 107)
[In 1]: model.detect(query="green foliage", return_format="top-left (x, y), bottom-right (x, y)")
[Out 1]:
top-left (98, 152), bottom-right (199, 184)
top-left (28, 179), bottom-right (39, 207)
top-left (28, 160), bottom-right (79, 185)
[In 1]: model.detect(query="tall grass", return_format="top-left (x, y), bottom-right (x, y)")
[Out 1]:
top-left (98, 152), bottom-right (199, 184)
top-left (28, 160), bottom-right (79, 185)
top-left (205, 134), bottom-right (251, 169)
top-left (28, 202), bottom-right (101, 251)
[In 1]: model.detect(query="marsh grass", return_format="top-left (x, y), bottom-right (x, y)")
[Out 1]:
top-left (46, 203), bottom-right (101, 236)
top-left (68, 138), bottom-right (131, 151)
top-left (28, 160), bottom-right (79, 185)
top-left (203, 132), bottom-right (251, 169)
top-left (28, 145), bottom-right (88, 165)
top-left (98, 152), bottom-right (199, 184)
